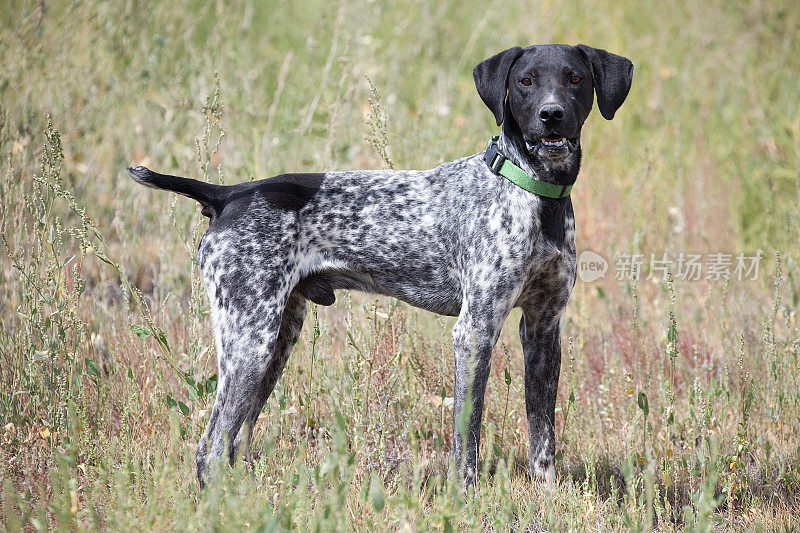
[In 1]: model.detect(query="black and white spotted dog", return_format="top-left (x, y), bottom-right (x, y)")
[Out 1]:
top-left (128, 44), bottom-right (633, 487)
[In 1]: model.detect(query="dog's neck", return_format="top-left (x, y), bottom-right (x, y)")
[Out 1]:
top-left (498, 106), bottom-right (581, 188)
top-left (497, 105), bottom-right (576, 246)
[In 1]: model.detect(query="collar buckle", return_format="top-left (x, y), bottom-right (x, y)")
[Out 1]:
top-left (484, 140), bottom-right (506, 174)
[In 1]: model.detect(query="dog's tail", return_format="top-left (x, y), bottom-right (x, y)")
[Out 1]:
top-left (126, 166), bottom-right (225, 218)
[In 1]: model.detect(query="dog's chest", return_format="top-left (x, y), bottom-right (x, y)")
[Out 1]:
top-left (515, 202), bottom-right (577, 310)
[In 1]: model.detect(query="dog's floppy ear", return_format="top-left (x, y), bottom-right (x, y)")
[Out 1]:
top-left (576, 45), bottom-right (634, 120)
top-left (473, 46), bottom-right (523, 126)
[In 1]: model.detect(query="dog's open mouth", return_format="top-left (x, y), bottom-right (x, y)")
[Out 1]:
top-left (525, 135), bottom-right (577, 155)
top-left (541, 134), bottom-right (566, 147)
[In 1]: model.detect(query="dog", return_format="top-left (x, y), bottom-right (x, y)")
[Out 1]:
top-left (127, 43), bottom-right (633, 487)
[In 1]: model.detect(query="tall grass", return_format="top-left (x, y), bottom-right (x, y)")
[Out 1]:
top-left (1, 0), bottom-right (799, 530)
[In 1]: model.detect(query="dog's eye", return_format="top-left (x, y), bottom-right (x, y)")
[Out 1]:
top-left (570, 76), bottom-right (582, 84)
top-left (520, 78), bottom-right (532, 86)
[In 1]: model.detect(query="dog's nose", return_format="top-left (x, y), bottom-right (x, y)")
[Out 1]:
top-left (539, 104), bottom-right (565, 124)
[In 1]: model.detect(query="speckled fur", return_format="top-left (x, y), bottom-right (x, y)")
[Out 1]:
top-left (128, 43), bottom-right (633, 488)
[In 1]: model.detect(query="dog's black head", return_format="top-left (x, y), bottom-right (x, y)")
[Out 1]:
top-left (474, 44), bottom-right (633, 181)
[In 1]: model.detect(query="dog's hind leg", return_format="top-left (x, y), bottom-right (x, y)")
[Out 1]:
top-left (232, 290), bottom-right (307, 464)
top-left (196, 279), bottom-right (292, 486)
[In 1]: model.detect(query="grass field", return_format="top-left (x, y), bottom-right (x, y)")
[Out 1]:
top-left (1, 0), bottom-right (799, 530)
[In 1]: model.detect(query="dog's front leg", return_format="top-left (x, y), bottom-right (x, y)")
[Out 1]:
top-left (451, 299), bottom-right (507, 488)
top-left (519, 308), bottom-right (562, 483)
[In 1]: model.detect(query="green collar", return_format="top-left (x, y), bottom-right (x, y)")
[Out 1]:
top-left (483, 136), bottom-right (573, 198)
